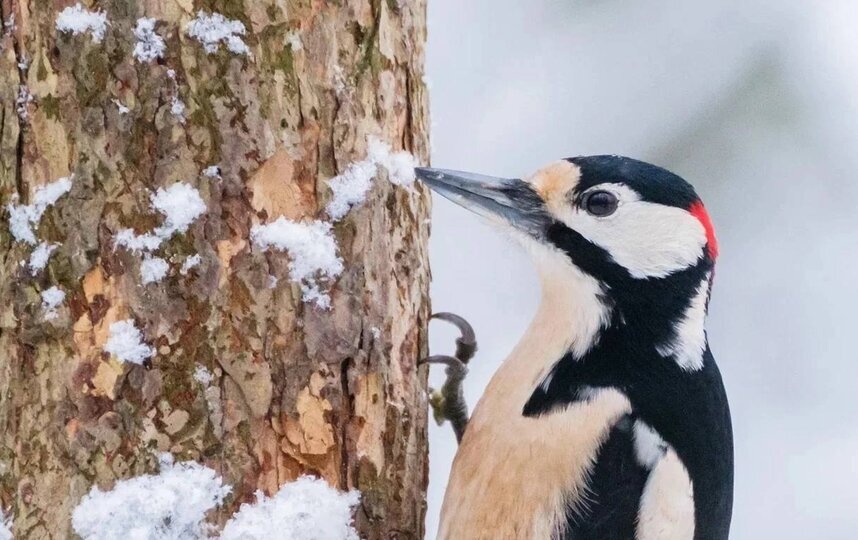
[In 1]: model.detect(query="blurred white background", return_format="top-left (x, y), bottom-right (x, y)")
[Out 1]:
top-left (424, 1), bottom-right (858, 539)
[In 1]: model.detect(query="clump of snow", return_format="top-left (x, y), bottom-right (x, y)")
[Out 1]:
top-left (180, 254), bottom-right (202, 276)
top-left (41, 286), bottom-right (65, 321)
top-left (151, 183), bottom-right (206, 237)
top-left (186, 11), bottom-right (250, 56)
top-left (165, 69), bottom-right (186, 123)
top-left (140, 256), bottom-right (169, 284)
top-left (170, 96), bottom-right (186, 123)
top-left (56, 4), bottom-right (108, 43)
top-left (324, 137), bottom-right (418, 221)
top-left (325, 160), bottom-right (377, 221)
top-left (28, 241), bottom-right (58, 275)
top-left (104, 319), bottom-right (155, 365)
top-left (251, 218), bottom-right (343, 309)
top-left (132, 17), bottom-right (165, 62)
top-left (193, 364), bottom-right (214, 385)
top-left (112, 99), bottom-right (130, 115)
top-left (0, 507), bottom-right (11, 540)
top-left (7, 175), bottom-right (73, 244)
top-left (114, 229), bottom-right (162, 253)
top-left (220, 476), bottom-right (360, 540)
top-left (16, 85), bottom-right (33, 121)
top-left (367, 137), bottom-right (418, 186)
top-left (285, 30), bottom-right (303, 51)
top-left (370, 326), bottom-right (381, 340)
top-left (202, 165), bottom-right (221, 178)
top-left (72, 454), bottom-right (230, 540)
top-left (114, 182), bottom-right (206, 254)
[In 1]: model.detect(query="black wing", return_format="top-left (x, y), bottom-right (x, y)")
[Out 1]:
top-left (562, 415), bottom-right (649, 540)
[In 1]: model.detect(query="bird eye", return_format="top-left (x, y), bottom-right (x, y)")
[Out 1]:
top-left (582, 190), bottom-right (618, 217)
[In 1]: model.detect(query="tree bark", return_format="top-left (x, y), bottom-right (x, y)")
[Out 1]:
top-left (0, 0), bottom-right (430, 538)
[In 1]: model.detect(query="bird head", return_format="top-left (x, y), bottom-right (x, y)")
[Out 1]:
top-left (417, 156), bottom-right (718, 370)
top-left (416, 156), bottom-right (717, 284)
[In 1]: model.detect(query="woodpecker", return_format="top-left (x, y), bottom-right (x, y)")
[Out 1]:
top-left (417, 156), bottom-right (732, 540)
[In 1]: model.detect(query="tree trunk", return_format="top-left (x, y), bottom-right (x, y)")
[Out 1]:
top-left (0, 0), bottom-right (430, 538)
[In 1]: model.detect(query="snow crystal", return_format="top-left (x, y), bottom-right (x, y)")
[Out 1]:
top-left (220, 476), bottom-right (360, 540)
top-left (28, 241), bottom-right (58, 275)
top-left (56, 4), bottom-right (108, 43)
top-left (202, 165), bottom-right (221, 178)
top-left (114, 182), bottom-right (206, 253)
top-left (251, 218), bottom-right (343, 309)
top-left (41, 286), bottom-right (65, 321)
top-left (193, 364), bottom-right (214, 385)
top-left (7, 175), bottom-right (73, 244)
top-left (104, 319), bottom-right (155, 364)
top-left (72, 454), bottom-right (230, 540)
top-left (180, 254), bottom-right (201, 275)
top-left (186, 11), bottom-right (250, 56)
top-left (0, 507), bottom-right (11, 540)
top-left (324, 137), bottom-right (418, 221)
top-left (132, 17), bottom-right (165, 62)
top-left (285, 30), bottom-right (303, 51)
top-left (266, 274), bottom-right (278, 289)
top-left (112, 99), bottom-right (130, 115)
top-left (140, 256), bottom-right (169, 284)
top-left (171, 96), bottom-right (186, 123)
top-left (16, 85), bottom-right (32, 121)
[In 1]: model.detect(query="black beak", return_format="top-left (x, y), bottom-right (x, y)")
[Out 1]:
top-left (415, 167), bottom-right (551, 237)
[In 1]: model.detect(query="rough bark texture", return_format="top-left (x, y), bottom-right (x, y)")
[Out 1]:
top-left (0, 0), bottom-right (431, 538)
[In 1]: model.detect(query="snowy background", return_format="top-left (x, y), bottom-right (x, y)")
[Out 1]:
top-left (424, 1), bottom-right (858, 539)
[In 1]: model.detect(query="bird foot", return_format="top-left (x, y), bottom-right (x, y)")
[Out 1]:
top-left (422, 313), bottom-right (477, 443)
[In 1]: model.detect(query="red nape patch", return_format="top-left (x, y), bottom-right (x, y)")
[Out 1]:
top-left (689, 201), bottom-right (719, 260)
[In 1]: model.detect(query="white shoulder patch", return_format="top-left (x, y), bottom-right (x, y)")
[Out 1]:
top-left (636, 447), bottom-right (696, 540)
top-left (656, 275), bottom-right (710, 371)
top-left (633, 421), bottom-right (667, 469)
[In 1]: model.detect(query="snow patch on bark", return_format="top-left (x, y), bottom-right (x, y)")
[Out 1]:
top-left (325, 137), bottom-right (417, 220)
top-left (104, 319), bottom-right (155, 365)
top-left (40, 286), bottom-right (65, 321)
top-left (180, 254), bottom-right (202, 276)
top-left (114, 182), bottom-right (206, 254)
top-left (186, 11), bottom-right (250, 56)
top-left (140, 256), bottom-right (169, 284)
top-left (220, 476), bottom-right (360, 540)
top-left (113, 99), bottom-right (130, 114)
top-left (251, 218), bottom-right (343, 309)
top-left (285, 30), bottom-right (303, 51)
top-left (28, 241), bottom-right (58, 275)
top-left (7, 175), bottom-right (73, 245)
top-left (193, 365), bottom-right (214, 385)
top-left (71, 454), bottom-right (230, 540)
top-left (133, 18), bottom-right (166, 62)
top-left (202, 166), bottom-right (221, 179)
top-left (0, 508), bottom-right (11, 540)
top-left (56, 4), bottom-right (108, 43)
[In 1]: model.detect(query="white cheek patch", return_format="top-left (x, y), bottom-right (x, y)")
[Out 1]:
top-left (656, 276), bottom-right (710, 372)
top-left (557, 184), bottom-right (707, 279)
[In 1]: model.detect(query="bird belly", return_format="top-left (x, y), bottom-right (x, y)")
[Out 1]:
top-left (437, 387), bottom-right (631, 540)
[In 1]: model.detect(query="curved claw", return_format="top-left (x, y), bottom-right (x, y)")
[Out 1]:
top-left (431, 312), bottom-right (477, 363)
